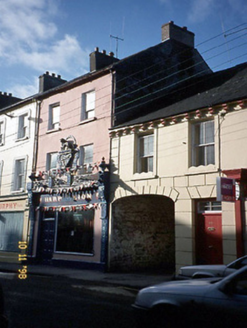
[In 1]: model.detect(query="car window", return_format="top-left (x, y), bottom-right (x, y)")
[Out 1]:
top-left (228, 257), bottom-right (247, 270)
top-left (232, 274), bottom-right (247, 295)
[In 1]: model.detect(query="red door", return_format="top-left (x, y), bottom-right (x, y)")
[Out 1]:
top-left (196, 212), bottom-right (223, 264)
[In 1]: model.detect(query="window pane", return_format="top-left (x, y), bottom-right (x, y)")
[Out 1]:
top-left (86, 109), bottom-right (95, 119)
top-left (52, 105), bottom-right (60, 124)
top-left (18, 114), bottom-right (28, 138)
top-left (16, 159), bottom-right (24, 189)
top-left (86, 91), bottom-right (95, 111)
top-left (206, 145), bottom-right (215, 165)
top-left (80, 145), bottom-right (93, 165)
top-left (148, 157), bottom-right (153, 172)
top-left (0, 212), bottom-right (24, 251)
top-left (56, 211), bottom-right (94, 254)
top-left (50, 153), bottom-right (57, 169)
top-left (84, 145), bottom-right (93, 164)
top-left (205, 121), bottom-right (214, 143)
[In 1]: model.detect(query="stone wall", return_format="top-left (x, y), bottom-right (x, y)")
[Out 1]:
top-left (110, 194), bottom-right (175, 272)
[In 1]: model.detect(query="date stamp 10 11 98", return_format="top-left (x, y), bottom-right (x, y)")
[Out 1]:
top-left (18, 241), bottom-right (28, 279)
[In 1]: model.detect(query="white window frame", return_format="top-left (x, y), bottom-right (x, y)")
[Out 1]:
top-left (79, 144), bottom-right (93, 173)
top-left (137, 133), bottom-right (154, 174)
top-left (48, 103), bottom-right (60, 131)
top-left (191, 120), bottom-right (215, 167)
top-left (46, 152), bottom-right (58, 171)
top-left (17, 111), bottom-right (30, 140)
top-left (12, 156), bottom-right (28, 192)
top-left (132, 130), bottom-right (157, 180)
top-left (81, 90), bottom-right (95, 121)
top-left (0, 119), bottom-right (6, 146)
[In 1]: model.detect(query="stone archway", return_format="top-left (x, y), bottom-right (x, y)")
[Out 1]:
top-left (110, 194), bottom-right (175, 272)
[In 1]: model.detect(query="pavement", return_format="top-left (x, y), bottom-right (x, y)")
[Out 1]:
top-left (0, 262), bottom-right (174, 289)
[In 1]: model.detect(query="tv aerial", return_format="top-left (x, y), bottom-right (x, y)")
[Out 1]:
top-left (110, 35), bottom-right (124, 58)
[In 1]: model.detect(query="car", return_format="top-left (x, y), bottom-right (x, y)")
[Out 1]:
top-left (0, 282), bottom-right (8, 328)
top-left (133, 265), bottom-right (247, 328)
top-left (176, 255), bottom-right (247, 279)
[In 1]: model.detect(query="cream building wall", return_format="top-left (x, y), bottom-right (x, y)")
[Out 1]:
top-left (110, 104), bottom-right (247, 271)
top-left (0, 99), bottom-right (37, 261)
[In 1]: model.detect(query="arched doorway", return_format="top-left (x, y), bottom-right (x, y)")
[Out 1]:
top-left (110, 194), bottom-right (175, 272)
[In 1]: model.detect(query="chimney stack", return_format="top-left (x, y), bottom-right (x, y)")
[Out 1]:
top-left (39, 72), bottom-right (67, 93)
top-left (0, 92), bottom-right (22, 109)
top-left (89, 47), bottom-right (119, 72)
top-left (161, 21), bottom-right (195, 48)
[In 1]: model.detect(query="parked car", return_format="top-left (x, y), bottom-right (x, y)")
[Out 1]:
top-left (0, 282), bottom-right (8, 328)
top-left (133, 266), bottom-right (247, 328)
top-left (176, 255), bottom-right (247, 279)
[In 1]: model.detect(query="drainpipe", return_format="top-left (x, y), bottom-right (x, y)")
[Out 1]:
top-left (27, 100), bottom-right (41, 259)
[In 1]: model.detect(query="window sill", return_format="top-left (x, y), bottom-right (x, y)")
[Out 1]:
top-left (131, 172), bottom-right (158, 180)
top-left (78, 117), bottom-right (96, 125)
top-left (16, 136), bottom-right (29, 142)
top-left (186, 164), bottom-right (218, 175)
top-left (11, 189), bottom-right (26, 194)
top-left (46, 128), bottom-right (61, 134)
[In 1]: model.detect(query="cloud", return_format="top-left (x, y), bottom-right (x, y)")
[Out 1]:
top-left (0, 0), bottom-right (89, 78)
top-left (18, 34), bottom-right (90, 76)
top-left (10, 76), bottom-right (39, 99)
top-left (187, 0), bottom-right (215, 23)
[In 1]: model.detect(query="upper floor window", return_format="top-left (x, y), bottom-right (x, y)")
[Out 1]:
top-left (192, 120), bottom-right (215, 166)
top-left (81, 91), bottom-right (95, 121)
top-left (12, 156), bottom-right (27, 192)
top-left (48, 103), bottom-right (60, 130)
top-left (80, 144), bottom-right (93, 173)
top-left (46, 152), bottom-right (58, 171)
top-left (0, 120), bottom-right (5, 145)
top-left (137, 133), bottom-right (154, 173)
top-left (17, 113), bottom-right (29, 139)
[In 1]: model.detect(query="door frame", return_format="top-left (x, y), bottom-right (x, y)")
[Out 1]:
top-left (195, 199), bottom-right (223, 264)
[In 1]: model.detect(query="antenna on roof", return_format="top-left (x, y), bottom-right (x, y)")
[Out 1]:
top-left (110, 35), bottom-right (124, 58)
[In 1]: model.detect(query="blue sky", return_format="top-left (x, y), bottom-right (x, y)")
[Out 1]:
top-left (0, 0), bottom-right (247, 98)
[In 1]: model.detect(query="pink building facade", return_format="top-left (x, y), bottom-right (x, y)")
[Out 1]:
top-left (29, 71), bottom-right (112, 270)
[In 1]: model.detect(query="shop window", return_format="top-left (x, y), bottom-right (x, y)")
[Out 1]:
top-left (55, 210), bottom-right (94, 254)
top-left (17, 112), bottom-right (29, 139)
top-left (192, 120), bottom-right (215, 166)
top-left (81, 90), bottom-right (95, 121)
top-left (0, 212), bottom-right (24, 251)
top-left (12, 156), bottom-right (27, 192)
top-left (48, 103), bottom-right (60, 130)
top-left (46, 152), bottom-right (58, 171)
top-left (79, 144), bottom-right (93, 173)
top-left (137, 133), bottom-right (154, 173)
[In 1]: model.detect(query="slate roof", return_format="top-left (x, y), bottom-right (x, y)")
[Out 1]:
top-left (112, 62), bottom-right (247, 128)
